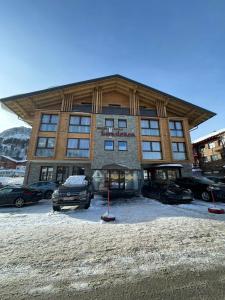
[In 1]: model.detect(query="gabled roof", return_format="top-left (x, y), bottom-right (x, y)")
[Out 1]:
top-left (0, 74), bottom-right (216, 128)
top-left (192, 128), bottom-right (225, 144)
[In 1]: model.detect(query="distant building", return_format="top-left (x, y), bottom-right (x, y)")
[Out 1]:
top-left (192, 129), bottom-right (225, 175)
top-left (0, 155), bottom-right (27, 170)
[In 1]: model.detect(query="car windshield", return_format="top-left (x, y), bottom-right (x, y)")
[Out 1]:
top-left (194, 177), bottom-right (214, 185)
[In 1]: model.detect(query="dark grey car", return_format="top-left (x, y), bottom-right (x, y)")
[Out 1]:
top-left (28, 181), bottom-right (59, 199)
top-left (0, 186), bottom-right (43, 208)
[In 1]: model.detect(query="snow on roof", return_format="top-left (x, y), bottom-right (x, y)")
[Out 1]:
top-left (192, 128), bottom-right (225, 144)
top-left (0, 155), bottom-right (27, 163)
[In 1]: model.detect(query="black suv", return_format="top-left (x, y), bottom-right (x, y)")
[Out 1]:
top-left (52, 176), bottom-right (93, 211)
top-left (142, 180), bottom-right (193, 204)
top-left (175, 176), bottom-right (225, 201)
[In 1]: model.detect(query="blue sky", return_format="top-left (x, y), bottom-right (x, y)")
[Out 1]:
top-left (0, 0), bottom-right (224, 140)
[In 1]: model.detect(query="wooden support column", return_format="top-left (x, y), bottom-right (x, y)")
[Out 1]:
top-left (129, 90), bottom-right (140, 115)
top-left (92, 88), bottom-right (102, 113)
top-left (61, 93), bottom-right (73, 112)
top-left (156, 100), bottom-right (167, 117)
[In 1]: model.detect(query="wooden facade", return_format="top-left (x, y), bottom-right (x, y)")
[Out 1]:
top-left (0, 75), bottom-right (215, 184)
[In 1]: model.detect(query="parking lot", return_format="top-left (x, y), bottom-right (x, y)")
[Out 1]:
top-left (1, 196), bottom-right (225, 299)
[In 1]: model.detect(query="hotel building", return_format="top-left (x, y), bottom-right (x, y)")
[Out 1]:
top-left (0, 75), bottom-right (215, 195)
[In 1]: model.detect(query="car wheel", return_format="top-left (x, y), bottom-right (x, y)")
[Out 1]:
top-left (53, 205), bottom-right (61, 212)
top-left (201, 191), bottom-right (211, 201)
top-left (15, 197), bottom-right (25, 208)
top-left (45, 190), bottom-right (53, 199)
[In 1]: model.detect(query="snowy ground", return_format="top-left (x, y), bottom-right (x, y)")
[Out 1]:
top-left (0, 176), bottom-right (24, 186)
top-left (1, 196), bottom-right (225, 299)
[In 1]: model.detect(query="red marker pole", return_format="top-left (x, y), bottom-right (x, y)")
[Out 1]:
top-left (108, 188), bottom-right (110, 215)
top-left (208, 188), bottom-right (225, 214)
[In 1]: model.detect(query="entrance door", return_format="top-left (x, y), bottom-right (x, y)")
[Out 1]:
top-left (108, 170), bottom-right (125, 190)
top-left (56, 166), bottom-right (69, 184)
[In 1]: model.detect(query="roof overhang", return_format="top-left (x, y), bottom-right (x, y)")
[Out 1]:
top-left (0, 74), bottom-right (216, 127)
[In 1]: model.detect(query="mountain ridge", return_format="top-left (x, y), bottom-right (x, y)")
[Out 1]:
top-left (0, 126), bottom-right (31, 160)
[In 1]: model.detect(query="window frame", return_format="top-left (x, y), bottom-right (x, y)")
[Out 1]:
top-left (104, 140), bottom-right (114, 151)
top-left (68, 115), bottom-right (91, 133)
top-left (142, 141), bottom-right (162, 160)
top-left (169, 120), bottom-right (184, 137)
top-left (118, 141), bottom-right (128, 151)
top-left (118, 119), bottom-right (127, 128)
top-left (66, 138), bottom-right (90, 158)
top-left (105, 118), bottom-right (114, 128)
top-left (35, 137), bottom-right (55, 157)
top-left (39, 166), bottom-right (54, 181)
top-left (40, 114), bottom-right (59, 132)
top-left (141, 119), bottom-right (160, 136)
top-left (172, 142), bottom-right (187, 160)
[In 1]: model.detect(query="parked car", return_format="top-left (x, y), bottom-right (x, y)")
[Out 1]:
top-left (205, 176), bottom-right (225, 184)
top-left (0, 186), bottom-right (43, 208)
top-left (142, 180), bottom-right (193, 204)
top-left (175, 176), bottom-right (225, 201)
top-left (52, 175), bottom-right (93, 211)
top-left (27, 181), bottom-right (59, 199)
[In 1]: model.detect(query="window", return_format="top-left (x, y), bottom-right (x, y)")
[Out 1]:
top-left (40, 114), bottom-right (58, 131)
top-left (208, 142), bottom-right (215, 149)
top-left (169, 121), bottom-right (184, 137)
top-left (118, 141), bottom-right (128, 151)
top-left (172, 142), bottom-right (187, 160)
top-left (104, 140), bottom-right (114, 151)
top-left (66, 138), bottom-right (90, 158)
top-left (105, 119), bottom-right (114, 128)
top-left (39, 166), bottom-right (54, 181)
top-left (141, 119), bottom-right (160, 136)
top-left (69, 115), bottom-right (91, 133)
top-left (0, 188), bottom-right (13, 194)
top-left (203, 156), bottom-right (209, 163)
top-left (36, 137), bottom-right (55, 157)
top-left (142, 141), bottom-right (162, 159)
top-left (118, 119), bottom-right (127, 128)
top-left (72, 166), bottom-right (85, 175)
top-left (211, 154), bottom-right (220, 161)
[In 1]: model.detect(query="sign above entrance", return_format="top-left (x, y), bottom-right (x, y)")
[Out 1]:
top-left (100, 129), bottom-right (135, 137)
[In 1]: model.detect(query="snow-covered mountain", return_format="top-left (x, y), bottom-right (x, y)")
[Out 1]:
top-left (0, 127), bottom-right (31, 160)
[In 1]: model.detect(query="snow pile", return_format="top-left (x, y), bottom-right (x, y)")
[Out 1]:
top-left (1, 197), bottom-right (225, 299)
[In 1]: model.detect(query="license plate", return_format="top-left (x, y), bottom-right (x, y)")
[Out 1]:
top-left (182, 196), bottom-right (191, 199)
top-left (63, 196), bottom-right (75, 200)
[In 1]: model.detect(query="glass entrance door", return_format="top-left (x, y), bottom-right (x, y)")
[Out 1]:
top-left (107, 170), bottom-right (125, 190)
top-left (56, 166), bottom-right (69, 184)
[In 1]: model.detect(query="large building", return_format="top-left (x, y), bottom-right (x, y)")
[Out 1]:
top-left (0, 75), bottom-right (215, 194)
top-left (193, 128), bottom-right (225, 175)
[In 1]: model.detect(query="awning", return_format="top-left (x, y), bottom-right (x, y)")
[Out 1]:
top-left (101, 163), bottom-right (130, 170)
top-left (152, 164), bottom-right (183, 168)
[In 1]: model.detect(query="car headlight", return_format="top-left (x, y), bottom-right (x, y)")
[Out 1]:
top-left (52, 190), bottom-right (59, 198)
top-left (186, 189), bottom-right (192, 193)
